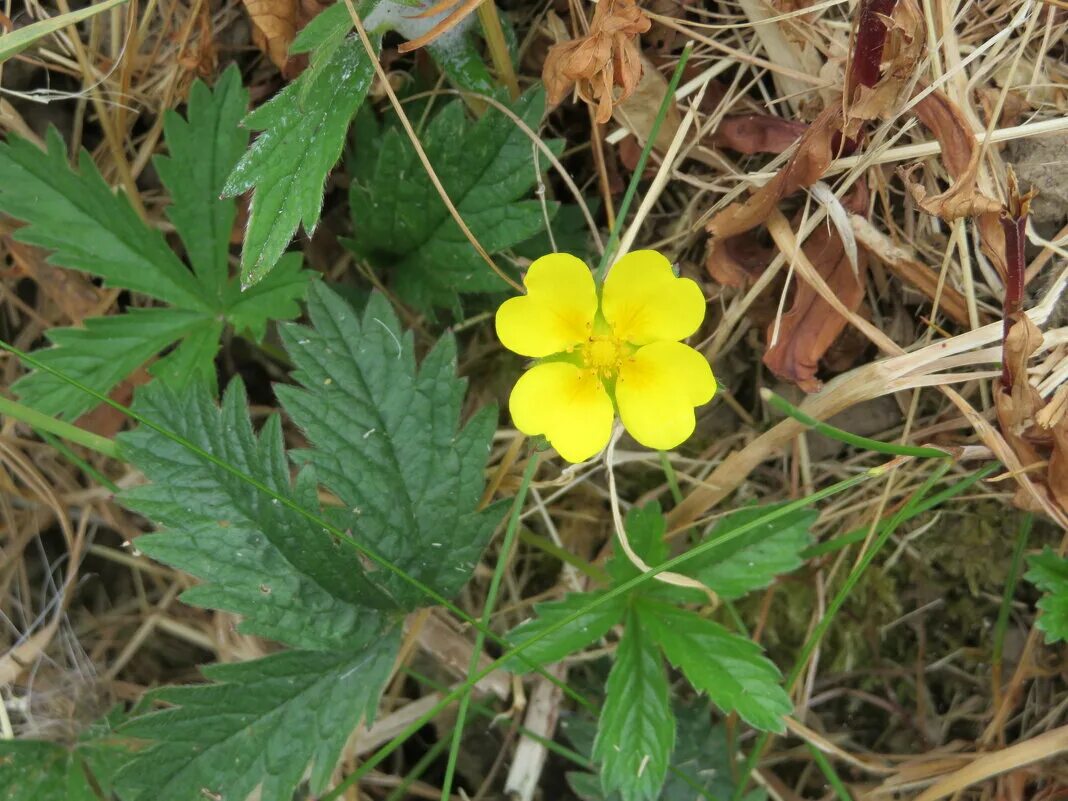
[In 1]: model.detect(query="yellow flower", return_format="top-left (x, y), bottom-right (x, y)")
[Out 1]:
top-left (495, 250), bottom-right (717, 462)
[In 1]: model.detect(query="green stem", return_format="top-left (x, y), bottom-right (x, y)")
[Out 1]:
top-left (441, 453), bottom-right (539, 801)
top-left (660, 451), bottom-right (684, 505)
top-left (0, 395), bottom-right (118, 459)
top-left (761, 389), bottom-right (951, 460)
top-left (594, 44), bottom-right (692, 282)
top-left (993, 513), bottom-right (1031, 688)
top-left (322, 461), bottom-right (884, 801)
top-left (806, 742), bottom-right (853, 801)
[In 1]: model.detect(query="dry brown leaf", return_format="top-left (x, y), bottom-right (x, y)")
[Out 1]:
top-left (762, 185), bottom-right (870, 392)
top-left (994, 314), bottom-right (1068, 514)
top-left (711, 114), bottom-right (809, 156)
top-left (543, 0), bottom-right (651, 124)
top-left (907, 88), bottom-right (1007, 273)
top-left (705, 234), bottom-right (774, 289)
top-left (241, 0), bottom-right (328, 75)
top-left (841, 0), bottom-right (925, 137)
top-left (706, 104), bottom-right (843, 243)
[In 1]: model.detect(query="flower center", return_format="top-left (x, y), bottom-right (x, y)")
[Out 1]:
top-left (580, 335), bottom-right (624, 377)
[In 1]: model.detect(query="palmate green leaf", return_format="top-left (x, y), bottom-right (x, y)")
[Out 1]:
top-left (594, 608), bottom-right (674, 801)
top-left (683, 505), bottom-right (815, 600)
top-left (565, 706), bottom-right (767, 801)
top-left (349, 89), bottom-right (560, 311)
top-left (504, 591), bottom-right (626, 671)
top-left (5, 66), bottom-right (310, 420)
top-left (1025, 548), bottom-right (1068, 644)
top-left (276, 283), bottom-right (502, 608)
top-left (0, 129), bottom-right (206, 309)
top-left (115, 639), bottom-right (398, 801)
top-left (637, 599), bottom-right (791, 733)
top-left (118, 378), bottom-right (392, 651)
top-left (155, 63), bottom-right (249, 300)
top-left (12, 307), bottom-right (211, 419)
top-left (223, 252), bottom-right (309, 340)
top-left (223, 30), bottom-right (379, 286)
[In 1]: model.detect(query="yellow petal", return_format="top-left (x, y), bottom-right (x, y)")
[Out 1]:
top-left (601, 250), bottom-right (706, 345)
top-left (509, 362), bottom-right (614, 462)
top-left (616, 341), bottom-right (716, 451)
top-left (495, 253), bottom-right (597, 357)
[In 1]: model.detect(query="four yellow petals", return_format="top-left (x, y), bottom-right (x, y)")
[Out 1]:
top-left (495, 251), bottom-right (716, 462)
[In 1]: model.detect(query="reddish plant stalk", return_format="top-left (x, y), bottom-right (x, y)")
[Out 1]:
top-left (1000, 211), bottom-right (1028, 389)
top-left (848, 0), bottom-right (899, 94)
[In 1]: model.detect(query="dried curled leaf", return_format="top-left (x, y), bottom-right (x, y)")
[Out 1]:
top-left (995, 311), bottom-right (1068, 515)
top-left (842, 0), bottom-right (925, 138)
top-left (995, 315), bottom-right (1052, 510)
top-left (905, 88), bottom-right (1007, 272)
top-left (711, 114), bottom-right (809, 156)
top-left (241, 0), bottom-right (328, 75)
top-left (542, 0), bottom-right (651, 124)
top-left (762, 185), bottom-right (870, 392)
top-left (706, 104), bottom-right (843, 243)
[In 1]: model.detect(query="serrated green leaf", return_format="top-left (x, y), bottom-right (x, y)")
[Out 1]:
top-left (11, 307), bottom-right (210, 420)
top-left (148, 318), bottom-right (224, 391)
top-left (7, 71), bottom-right (309, 421)
top-left (115, 638), bottom-right (398, 801)
top-left (349, 89), bottom-right (560, 310)
top-left (276, 283), bottom-right (501, 608)
top-left (638, 599), bottom-right (791, 733)
top-left (683, 505), bottom-right (815, 600)
top-left (594, 608), bottom-right (674, 801)
top-left (224, 35), bottom-right (378, 286)
top-left (156, 63), bottom-right (248, 300)
top-left (0, 741), bottom-right (98, 801)
top-left (564, 705), bottom-right (767, 801)
top-left (426, 32), bottom-right (495, 94)
top-left (1025, 547), bottom-right (1068, 644)
top-left (0, 128), bottom-right (207, 310)
top-left (224, 252), bottom-right (311, 341)
top-left (118, 378), bottom-right (391, 651)
top-left (504, 591), bottom-right (625, 671)
top-left (514, 201), bottom-right (599, 264)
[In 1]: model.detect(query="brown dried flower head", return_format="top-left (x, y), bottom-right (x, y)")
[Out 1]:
top-left (543, 0), bottom-right (651, 124)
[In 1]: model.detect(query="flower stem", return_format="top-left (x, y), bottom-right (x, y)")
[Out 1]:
top-left (440, 452), bottom-right (540, 801)
top-left (761, 388), bottom-right (951, 459)
top-left (594, 43), bottom-right (693, 282)
top-left (0, 395), bottom-right (118, 459)
top-left (659, 451), bottom-right (684, 504)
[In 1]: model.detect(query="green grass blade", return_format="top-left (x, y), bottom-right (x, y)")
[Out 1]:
top-left (762, 389), bottom-right (951, 459)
